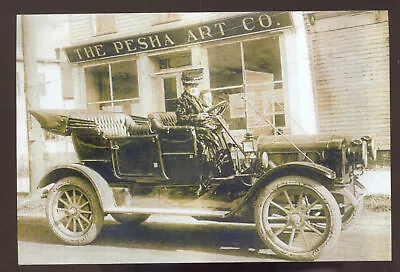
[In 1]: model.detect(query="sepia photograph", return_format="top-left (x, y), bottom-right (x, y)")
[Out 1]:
top-left (16, 11), bottom-right (391, 264)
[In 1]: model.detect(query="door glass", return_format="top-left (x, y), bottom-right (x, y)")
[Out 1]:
top-left (163, 77), bottom-right (178, 112)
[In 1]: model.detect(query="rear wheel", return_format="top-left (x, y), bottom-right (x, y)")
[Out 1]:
top-left (255, 176), bottom-right (341, 261)
top-left (111, 214), bottom-right (149, 225)
top-left (46, 176), bottom-right (104, 245)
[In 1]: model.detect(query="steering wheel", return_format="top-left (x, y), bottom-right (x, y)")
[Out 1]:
top-left (207, 100), bottom-right (228, 115)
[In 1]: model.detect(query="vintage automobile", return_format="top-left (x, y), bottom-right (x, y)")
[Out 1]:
top-left (30, 101), bottom-right (375, 261)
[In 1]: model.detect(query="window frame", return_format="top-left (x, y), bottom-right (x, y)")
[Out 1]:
top-left (84, 58), bottom-right (140, 113)
top-left (92, 14), bottom-right (117, 36)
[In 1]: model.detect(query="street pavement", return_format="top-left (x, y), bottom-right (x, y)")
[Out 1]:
top-left (17, 210), bottom-right (391, 264)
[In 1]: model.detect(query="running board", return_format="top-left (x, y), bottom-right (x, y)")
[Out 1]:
top-left (105, 207), bottom-right (230, 218)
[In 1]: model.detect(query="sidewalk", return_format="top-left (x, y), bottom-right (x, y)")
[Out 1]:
top-left (17, 176), bottom-right (30, 194)
top-left (359, 168), bottom-right (391, 195)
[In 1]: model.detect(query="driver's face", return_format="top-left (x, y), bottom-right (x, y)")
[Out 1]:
top-left (187, 85), bottom-right (200, 98)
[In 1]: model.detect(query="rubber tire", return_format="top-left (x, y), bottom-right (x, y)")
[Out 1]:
top-left (341, 197), bottom-right (364, 230)
top-left (254, 176), bottom-right (341, 261)
top-left (46, 176), bottom-right (104, 245)
top-left (111, 214), bottom-right (149, 225)
top-left (341, 180), bottom-right (365, 230)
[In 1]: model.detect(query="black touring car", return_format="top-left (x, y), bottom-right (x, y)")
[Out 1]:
top-left (30, 101), bottom-right (374, 261)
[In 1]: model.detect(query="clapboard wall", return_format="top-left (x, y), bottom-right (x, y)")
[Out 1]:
top-left (306, 11), bottom-right (390, 150)
top-left (69, 13), bottom-right (246, 45)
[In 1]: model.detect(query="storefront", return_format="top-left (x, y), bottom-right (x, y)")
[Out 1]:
top-left (63, 12), bottom-right (318, 139)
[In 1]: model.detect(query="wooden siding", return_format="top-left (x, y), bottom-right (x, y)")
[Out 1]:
top-left (308, 11), bottom-right (390, 150)
top-left (69, 12), bottom-right (247, 45)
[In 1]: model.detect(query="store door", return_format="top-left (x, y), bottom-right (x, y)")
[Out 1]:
top-left (161, 74), bottom-right (182, 112)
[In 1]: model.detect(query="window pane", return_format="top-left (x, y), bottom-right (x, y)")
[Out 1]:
top-left (163, 78), bottom-right (177, 99)
top-left (245, 70), bottom-right (274, 83)
top-left (208, 43), bottom-right (243, 88)
top-left (96, 14), bottom-right (116, 35)
top-left (165, 99), bottom-right (178, 112)
top-left (111, 61), bottom-right (139, 100)
top-left (247, 85), bottom-right (274, 128)
top-left (85, 65), bottom-right (111, 103)
top-left (247, 83), bottom-right (286, 132)
top-left (250, 126), bottom-right (275, 136)
top-left (212, 88), bottom-right (246, 130)
top-left (250, 114), bottom-right (274, 135)
top-left (275, 114), bottom-right (286, 127)
top-left (158, 52), bottom-right (191, 70)
top-left (274, 102), bottom-right (284, 112)
top-left (243, 37), bottom-right (281, 78)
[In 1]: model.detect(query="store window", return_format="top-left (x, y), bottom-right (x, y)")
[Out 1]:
top-left (208, 36), bottom-right (286, 134)
top-left (94, 14), bottom-right (117, 36)
top-left (85, 60), bottom-right (139, 114)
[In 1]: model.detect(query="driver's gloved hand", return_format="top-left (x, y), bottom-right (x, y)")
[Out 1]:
top-left (197, 112), bottom-right (209, 120)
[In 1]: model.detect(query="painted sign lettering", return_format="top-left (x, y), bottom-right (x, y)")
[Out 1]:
top-left (64, 12), bottom-right (292, 63)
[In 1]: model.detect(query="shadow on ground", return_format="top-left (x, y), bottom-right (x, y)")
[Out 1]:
top-left (18, 216), bottom-right (279, 260)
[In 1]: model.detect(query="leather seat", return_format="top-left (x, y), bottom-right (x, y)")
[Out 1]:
top-left (70, 112), bottom-right (151, 137)
top-left (148, 112), bottom-right (196, 154)
top-left (147, 112), bottom-right (178, 131)
top-left (125, 118), bottom-right (152, 136)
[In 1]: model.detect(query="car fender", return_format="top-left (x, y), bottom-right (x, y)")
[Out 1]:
top-left (37, 163), bottom-right (116, 211)
top-left (228, 161), bottom-right (336, 216)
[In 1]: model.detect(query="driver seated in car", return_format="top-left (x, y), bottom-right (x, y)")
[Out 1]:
top-left (176, 68), bottom-right (208, 125)
top-left (176, 68), bottom-right (221, 175)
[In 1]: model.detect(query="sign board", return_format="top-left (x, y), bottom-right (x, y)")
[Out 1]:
top-left (64, 12), bottom-right (293, 64)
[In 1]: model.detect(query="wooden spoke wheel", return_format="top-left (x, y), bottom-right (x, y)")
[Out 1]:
top-left (46, 177), bottom-right (104, 245)
top-left (255, 176), bottom-right (341, 261)
top-left (335, 180), bottom-right (366, 230)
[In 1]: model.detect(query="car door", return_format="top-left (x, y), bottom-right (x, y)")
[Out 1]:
top-left (110, 135), bottom-right (168, 180)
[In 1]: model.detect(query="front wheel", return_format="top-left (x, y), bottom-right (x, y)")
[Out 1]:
top-left (46, 176), bottom-right (104, 245)
top-left (337, 180), bottom-right (366, 230)
top-left (255, 176), bottom-right (341, 261)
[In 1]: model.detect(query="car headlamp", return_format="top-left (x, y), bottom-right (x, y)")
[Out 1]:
top-left (261, 151), bottom-right (269, 168)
